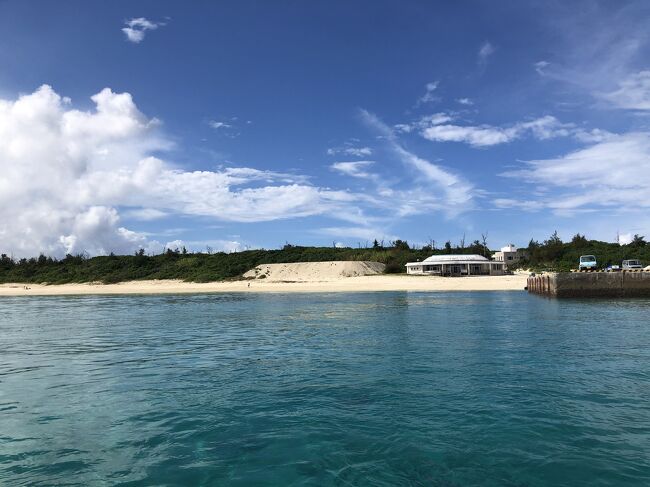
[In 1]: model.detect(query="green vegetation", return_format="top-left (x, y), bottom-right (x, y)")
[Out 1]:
top-left (520, 233), bottom-right (649, 272)
top-left (0, 233), bottom-right (647, 284)
top-left (0, 240), bottom-right (490, 284)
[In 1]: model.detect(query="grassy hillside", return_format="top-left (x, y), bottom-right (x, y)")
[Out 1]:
top-left (1, 233), bottom-right (647, 284)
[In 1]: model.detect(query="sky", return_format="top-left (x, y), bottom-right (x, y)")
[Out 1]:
top-left (1, 0), bottom-right (650, 257)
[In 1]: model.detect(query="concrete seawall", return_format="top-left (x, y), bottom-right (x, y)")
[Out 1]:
top-left (527, 271), bottom-right (650, 298)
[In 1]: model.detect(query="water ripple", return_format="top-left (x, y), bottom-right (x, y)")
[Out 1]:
top-left (1, 292), bottom-right (650, 485)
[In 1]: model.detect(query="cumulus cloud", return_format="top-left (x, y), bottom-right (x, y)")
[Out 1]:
top-left (122, 17), bottom-right (165, 43)
top-left (0, 85), bottom-right (490, 258)
top-left (0, 85), bottom-right (353, 257)
top-left (501, 132), bottom-right (650, 211)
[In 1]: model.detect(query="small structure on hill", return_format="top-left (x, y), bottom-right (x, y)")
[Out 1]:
top-left (405, 254), bottom-right (505, 276)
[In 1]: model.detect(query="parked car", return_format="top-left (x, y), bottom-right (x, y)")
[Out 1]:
top-left (605, 265), bottom-right (621, 272)
top-left (622, 259), bottom-right (643, 270)
top-left (579, 255), bottom-right (597, 270)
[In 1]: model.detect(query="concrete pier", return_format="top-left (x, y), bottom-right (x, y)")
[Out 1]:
top-left (527, 271), bottom-right (650, 298)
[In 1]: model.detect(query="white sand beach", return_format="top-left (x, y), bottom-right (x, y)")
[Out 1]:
top-left (0, 274), bottom-right (528, 296)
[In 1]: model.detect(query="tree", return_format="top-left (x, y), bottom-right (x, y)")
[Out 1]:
top-left (392, 239), bottom-right (410, 250)
top-left (571, 233), bottom-right (588, 245)
top-left (481, 232), bottom-right (489, 256)
top-left (444, 241), bottom-right (452, 253)
top-left (630, 234), bottom-right (646, 247)
top-left (545, 230), bottom-right (562, 246)
top-left (372, 239), bottom-right (380, 249)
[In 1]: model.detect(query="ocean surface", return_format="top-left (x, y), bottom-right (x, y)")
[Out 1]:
top-left (1, 292), bottom-right (649, 486)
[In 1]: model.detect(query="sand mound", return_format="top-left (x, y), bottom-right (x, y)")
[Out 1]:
top-left (243, 261), bottom-right (386, 281)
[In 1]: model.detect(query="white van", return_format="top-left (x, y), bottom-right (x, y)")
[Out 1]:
top-left (622, 259), bottom-right (643, 270)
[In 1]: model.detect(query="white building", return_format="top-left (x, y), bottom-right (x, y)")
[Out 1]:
top-left (405, 254), bottom-right (505, 276)
top-left (492, 244), bottom-right (525, 268)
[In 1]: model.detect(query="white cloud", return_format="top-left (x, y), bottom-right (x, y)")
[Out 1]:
top-left (360, 109), bottom-right (474, 212)
top-left (327, 146), bottom-right (372, 157)
top-left (163, 239), bottom-right (243, 253)
top-left (457, 98), bottom-right (474, 106)
top-left (420, 115), bottom-right (574, 147)
top-left (330, 161), bottom-right (375, 179)
top-left (478, 42), bottom-right (495, 66)
top-left (122, 17), bottom-right (165, 43)
top-left (600, 70), bottom-right (650, 110)
top-left (534, 60), bottom-right (550, 75)
top-left (317, 226), bottom-right (398, 243)
top-left (416, 81), bottom-right (439, 106)
top-left (501, 132), bottom-right (650, 211)
top-left (0, 85), bottom-right (355, 257)
top-left (529, 5), bottom-right (650, 110)
top-left (122, 208), bottom-right (168, 221)
top-left (0, 85), bottom-right (490, 258)
top-left (209, 121), bottom-right (232, 129)
top-left (423, 124), bottom-right (516, 147)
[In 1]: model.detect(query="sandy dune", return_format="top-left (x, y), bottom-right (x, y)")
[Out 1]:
top-left (243, 261), bottom-right (386, 281)
top-left (0, 274), bottom-right (528, 296)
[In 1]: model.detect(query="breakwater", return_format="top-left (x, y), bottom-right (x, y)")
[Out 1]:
top-left (528, 271), bottom-right (650, 298)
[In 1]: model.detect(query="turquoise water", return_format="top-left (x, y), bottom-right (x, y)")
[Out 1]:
top-left (1, 292), bottom-right (650, 486)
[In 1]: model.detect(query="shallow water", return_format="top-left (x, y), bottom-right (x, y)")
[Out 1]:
top-left (1, 292), bottom-right (649, 486)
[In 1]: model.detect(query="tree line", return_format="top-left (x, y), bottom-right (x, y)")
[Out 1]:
top-left (0, 232), bottom-right (647, 284)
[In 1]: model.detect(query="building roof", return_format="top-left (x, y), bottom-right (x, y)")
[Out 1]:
top-left (406, 254), bottom-right (494, 266)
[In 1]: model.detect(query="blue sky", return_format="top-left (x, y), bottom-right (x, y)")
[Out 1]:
top-left (1, 1), bottom-right (650, 256)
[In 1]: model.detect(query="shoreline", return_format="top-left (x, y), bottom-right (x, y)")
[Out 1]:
top-left (0, 274), bottom-right (529, 296)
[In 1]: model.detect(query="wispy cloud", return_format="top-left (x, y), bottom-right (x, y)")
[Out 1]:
top-left (209, 121), bottom-right (232, 130)
top-left (478, 41), bottom-right (495, 67)
top-left (316, 226), bottom-right (398, 243)
top-left (599, 70), bottom-right (650, 110)
top-left (208, 117), bottom-right (243, 137)
top-left (122, 17), bottom-right (165, 44)
top-left (457, 98), bottom-right (474, 106)
top-left (534, 60), bottom-right (550, 75)
top-left (326, 145), bottom-right (372, 157)
top-left (330, 161), bottom-right (376, 180)
top-left (531, 3), bottom-right (650, 111)
top-left (500, 132), bottom-right (650, 212)
top-left (360, 109), bottom-right (475, 212)
top-left (415, 81), bottom-right (439, 106)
